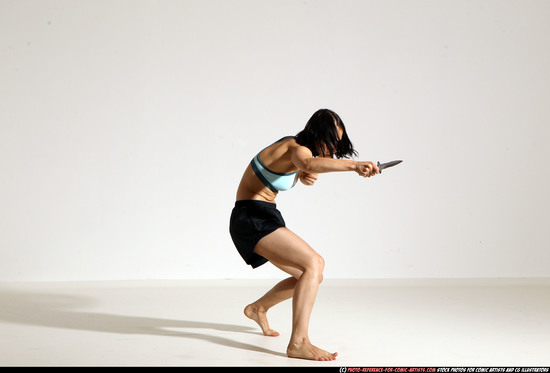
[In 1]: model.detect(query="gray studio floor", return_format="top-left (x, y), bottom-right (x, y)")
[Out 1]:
top-left (0, 278), bottom-right (549, 367)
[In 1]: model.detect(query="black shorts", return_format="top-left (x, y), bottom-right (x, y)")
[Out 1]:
top-left (229, 200), bottom-right (286, 268)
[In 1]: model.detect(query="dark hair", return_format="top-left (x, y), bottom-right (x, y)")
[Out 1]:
top-left (295, 109), bottom-right (358, 159)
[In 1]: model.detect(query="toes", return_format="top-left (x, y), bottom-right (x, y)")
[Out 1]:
top-left (265, 329), bottom-right (279, 337)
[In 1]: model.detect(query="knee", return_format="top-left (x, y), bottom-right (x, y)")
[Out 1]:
top-left (318, 256), bottom-right (325, 283)
top-left (306, 255), bottom-right (325, 283)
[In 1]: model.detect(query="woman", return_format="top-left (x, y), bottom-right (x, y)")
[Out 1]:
top-left (229, 109), bottom-right (379, 361)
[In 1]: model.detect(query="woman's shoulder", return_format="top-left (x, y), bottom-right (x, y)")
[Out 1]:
top-left (285, 138), bottom-right (312, 157)
top-left (276, 135), bottom-right (297, 143)
top-left (269, 136), bottom-right (301, 151)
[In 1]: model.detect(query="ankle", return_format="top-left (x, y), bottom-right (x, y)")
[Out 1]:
top-left (246, 303), bottom-right (268, 313)
top-left (289, 336), bottom-right (310, 346)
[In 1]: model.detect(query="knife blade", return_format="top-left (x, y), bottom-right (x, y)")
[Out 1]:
top-left (377, 160), bottom-right (403, 173)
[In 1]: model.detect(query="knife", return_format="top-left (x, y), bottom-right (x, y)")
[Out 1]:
top-left (376, 160), bottom-right (403, 174)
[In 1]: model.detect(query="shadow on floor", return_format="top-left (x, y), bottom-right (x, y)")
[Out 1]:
top-left (0, 288), bottom-right (287, 358)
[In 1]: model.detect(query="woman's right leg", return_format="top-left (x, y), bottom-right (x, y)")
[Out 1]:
top-left (254, 227), bottom-right (337, 361)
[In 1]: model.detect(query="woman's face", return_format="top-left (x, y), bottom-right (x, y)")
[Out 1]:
top-left (319, 125), bottom-right (344, 157)
top-left (336, 125), bottom-right (344, 140)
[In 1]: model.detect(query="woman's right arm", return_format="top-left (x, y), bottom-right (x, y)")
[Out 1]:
top-left (290, 144), bottom-right (379, 177)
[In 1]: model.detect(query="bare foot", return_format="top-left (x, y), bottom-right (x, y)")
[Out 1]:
top-left (287, 340), bottom-right (338, 361)
top-left (244, 304), bottom-right (280, 337)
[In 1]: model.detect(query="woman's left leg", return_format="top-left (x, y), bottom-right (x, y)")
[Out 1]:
top-left (244, 261), bottom-right (304, 336)
top-left (244, 276), bottom-right (296, 336)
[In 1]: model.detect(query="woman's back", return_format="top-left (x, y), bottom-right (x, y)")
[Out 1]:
top-left (236, 137), bottom-right (300, 202)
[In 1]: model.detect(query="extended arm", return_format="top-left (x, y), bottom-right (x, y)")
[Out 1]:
top-left (290, 144), bottom-right (379, 177)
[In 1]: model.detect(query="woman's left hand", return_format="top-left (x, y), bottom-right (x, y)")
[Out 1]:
top-left (299, 171), bottom-right (318, 186)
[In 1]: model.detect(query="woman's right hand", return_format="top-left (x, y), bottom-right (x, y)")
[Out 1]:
top-left (355, 161), bottom-right (379, 178)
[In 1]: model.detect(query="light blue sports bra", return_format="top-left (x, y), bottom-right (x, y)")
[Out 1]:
top-left (250, 137), bottom-right (299, 193)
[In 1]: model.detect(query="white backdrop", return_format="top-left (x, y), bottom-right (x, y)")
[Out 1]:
top-left (1, 0), bottom-right (549, 281)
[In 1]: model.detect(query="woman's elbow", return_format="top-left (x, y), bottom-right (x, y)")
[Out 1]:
top-left (299, 158), bottom-right (316, 173)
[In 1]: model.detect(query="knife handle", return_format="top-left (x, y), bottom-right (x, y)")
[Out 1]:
top-left (377, 161), bottom-right (382, 174)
